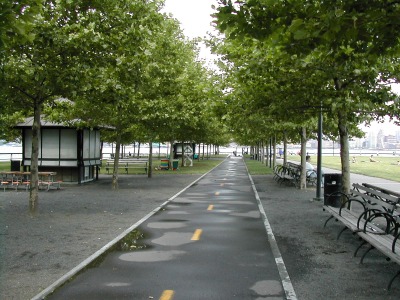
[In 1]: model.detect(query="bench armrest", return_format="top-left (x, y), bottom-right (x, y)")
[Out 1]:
top-left (362, 210), bottom-right (398, 235)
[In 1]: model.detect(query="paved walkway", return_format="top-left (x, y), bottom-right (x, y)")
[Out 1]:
top-left (35, 157), bottom-right (295, 299)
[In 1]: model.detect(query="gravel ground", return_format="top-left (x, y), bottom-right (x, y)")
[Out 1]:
top-left (0, 174), bottom-right (200, 300)
top-left (253, 175), bottom-right (400, 300)
top-left (1, 170), bottom-right (400, 299)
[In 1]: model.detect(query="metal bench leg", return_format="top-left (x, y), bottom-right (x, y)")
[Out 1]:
top-left (388, 270), bottom-right (400, 290)
top-left (323, 215), bottom-right (334, 228)
top-left (393, 232), bottom-right (400, 253)
top-left (337, 226), bottom-right (348, 240)
top-left (354, 240), bottom-right (368, 257)
top-left (360, 245), bottom-right (375, 264)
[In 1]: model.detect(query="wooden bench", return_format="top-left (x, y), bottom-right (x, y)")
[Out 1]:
top-left (323, 183), bottom-right (400, 289)
top-left (1, 173), bottom-right (28, 191)
top-left (39, 180), bottom-right (62, 191)
top-left (105, 159), bottom-right (148, 174)
top-left (1, 171), bottom-right (60, 191)
top-left (1, 180), bottom-right (10, 191)
top-left (273, 162), bottom-right (300, 186)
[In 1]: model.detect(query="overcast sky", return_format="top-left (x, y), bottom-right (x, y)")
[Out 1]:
top-left (162, 0), bottom-right (217, 39)
top-left (162, 0), bottom-right (219, 64)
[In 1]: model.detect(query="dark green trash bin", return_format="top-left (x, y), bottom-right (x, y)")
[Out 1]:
top-left (10, 160), bottom-right (21, 172)
top-left (324, 173), bottom-right (342, 207)
top-left (172, 160), bottom-right (179, 170)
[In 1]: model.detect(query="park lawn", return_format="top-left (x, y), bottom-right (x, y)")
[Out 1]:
top-left (0, 162), bottom-right (9, 172)
top-left (243, 157), bottom-right (274, 175)
top-left (99, 156), bottom-right (226, 175)
top-left (288, 155), bottom-right (400, 182)
top-left (153, 157), bottom-right (225, 175)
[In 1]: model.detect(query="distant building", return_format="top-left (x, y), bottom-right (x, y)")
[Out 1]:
top-left (396, 130), bottom-right (400, 143)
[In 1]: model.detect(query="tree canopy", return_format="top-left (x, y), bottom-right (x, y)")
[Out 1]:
top-left (0, 0), bottom-right (229, 210)
top-left (212, 0), bottom-right (400, 192)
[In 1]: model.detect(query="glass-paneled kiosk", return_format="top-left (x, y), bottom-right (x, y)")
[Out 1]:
top-left (16, 118), bottom-right (101, 183)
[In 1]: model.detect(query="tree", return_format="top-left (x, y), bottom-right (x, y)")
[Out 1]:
top-left (56, 0), bottom-right (172, 189)
top-left (213, 0), bottom-right (400, 193)
top-left (0, 1), bottom-right (43, 140)
top-left (0, 0), bottom-right (84, 211)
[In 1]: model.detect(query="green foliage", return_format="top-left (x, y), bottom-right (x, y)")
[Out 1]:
top-left (0, 0), bottom-right (42, 52)
top-left (212, 0), bottom-right (400, 192)
top-left (213, 0), bottom-right (400, 134)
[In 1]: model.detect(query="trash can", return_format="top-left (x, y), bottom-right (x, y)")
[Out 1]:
top-left (160, 159), bottom-right (169, 170)
top-left (172, 159), bottom-right (179, 170)
top-left (10, 160), bottom-right (21, 172)
top-left (324, 173), bottom-right (342, 207)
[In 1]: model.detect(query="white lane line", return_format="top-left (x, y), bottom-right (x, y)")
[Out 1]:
top-left (246, 167), bottom-right (298, 300)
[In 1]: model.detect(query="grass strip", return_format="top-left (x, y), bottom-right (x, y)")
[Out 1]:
top-left (288, 155), bottom-right (400, 183)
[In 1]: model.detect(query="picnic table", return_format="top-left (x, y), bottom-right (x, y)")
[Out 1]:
top-left (1, 171), bottom-right (60, 191)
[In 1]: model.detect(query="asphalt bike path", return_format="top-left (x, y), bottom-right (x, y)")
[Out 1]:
top-left (45, 157), bottom-right (294, 299)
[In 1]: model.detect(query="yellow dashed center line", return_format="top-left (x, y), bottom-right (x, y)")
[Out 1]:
top-left (159, 290), bottom-right (175, 300)
top-left (191, 229), bottom-right (203, 241)
top-left (207, 204), bottom-right (214, 211)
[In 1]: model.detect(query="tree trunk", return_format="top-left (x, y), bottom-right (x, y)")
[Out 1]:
top-left (269, 138), bottom-right (272, 167)
top-left (112, 135), bottom-right (121, 190)
top-left (169, 141), bottom-right (174, 168)
top-left (283, 132), bottom-right (288, 165)
top-left (181, 141), bottom-right (184, 166)
top-left (299, 127), bottom-right (307, 189)
top-left (148, 141), bottom-right (153, 178)
top-left (272, 136), bottom-right (276, 169)
top-left (137, 142), bottom-right (141, 158)
top-left (29, 103), bottom-right (41, 213)
top-left (338, 110), bottom-right (351, 194)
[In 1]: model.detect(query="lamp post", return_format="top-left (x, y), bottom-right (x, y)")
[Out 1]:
top-left (314, 101), bottom-right (324, 201)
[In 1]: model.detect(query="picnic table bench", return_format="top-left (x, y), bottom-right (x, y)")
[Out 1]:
top-left (105, 159), bottom-right (148, 174)
top-left (323, 182), bottom-right (400, 289)
top-left (273, 162), bottom-right (317, 187)
top-left (1, 171), bottom-right (61, 191)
